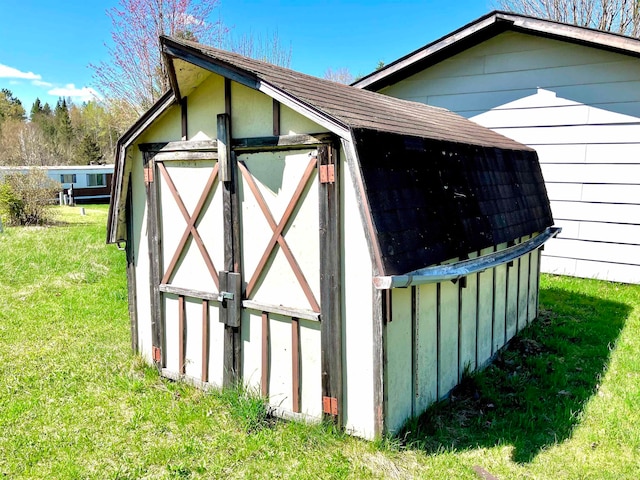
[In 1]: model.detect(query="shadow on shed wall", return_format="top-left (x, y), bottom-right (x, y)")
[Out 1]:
top-left (396, 279), bottom-right (631, 463)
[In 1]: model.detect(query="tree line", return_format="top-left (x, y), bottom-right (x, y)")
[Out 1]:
top-left (1, 0), bottom-right (292, 168)
top-left (0, 90), bottom-right (118, 166)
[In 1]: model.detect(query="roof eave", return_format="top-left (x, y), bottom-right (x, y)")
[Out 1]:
top-left (107, 91), bottom-right (177, 244)
top-left (354, 10), bottom-right (640, 91)
top-left (161, 35), bottom-right (351, 139)
top-left (161, 35), bottom-right (260, 91)
top-left (374, 227), bottom-right (561, 289)
top-left (353, 11), bottom-right (508, 90)
top-left (258, 81), bottom-right (350, 139)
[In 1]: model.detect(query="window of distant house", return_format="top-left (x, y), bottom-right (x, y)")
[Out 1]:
top-left (60, 174), bottom-right (76, 184)
top-left (87, 173), bottom-right (106, 187)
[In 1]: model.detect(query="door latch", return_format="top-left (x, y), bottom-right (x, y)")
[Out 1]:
top-left (217, 291), bottom-right (234, 303)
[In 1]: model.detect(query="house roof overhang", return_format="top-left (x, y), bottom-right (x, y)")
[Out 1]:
top-left (353, 10), bottom-right (640, 91)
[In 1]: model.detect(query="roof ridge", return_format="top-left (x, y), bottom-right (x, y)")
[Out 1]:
top-left (353, 10), bottom-right (640, 90)
top-left (161, 35), bottom-right (532, 151)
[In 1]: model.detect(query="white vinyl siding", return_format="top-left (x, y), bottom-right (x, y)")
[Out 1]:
top-left (381, 31), bottom-right (640, 284)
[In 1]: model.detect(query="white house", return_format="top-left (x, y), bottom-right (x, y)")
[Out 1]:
top-left (355, 11), bottom-right (640, 284)
top-left (0, 165), bottom-right (114, 203)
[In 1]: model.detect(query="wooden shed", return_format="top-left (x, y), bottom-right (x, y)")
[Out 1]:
top-left (354, 11), bottom-right (640, 284)
top-left (107, 35), bottom-right (558, 439)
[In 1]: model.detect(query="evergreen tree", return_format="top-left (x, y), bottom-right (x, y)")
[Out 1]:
top-left (77, 134), bottom-right (103, 165)
top-left (0, 89), bottom-right (26, 124)
top-left (31, 99), bottom-right (56, 149)
top-left (54, 98), bottom-right (74, 163)
top-left (30, 98), bottom-right (43, 118)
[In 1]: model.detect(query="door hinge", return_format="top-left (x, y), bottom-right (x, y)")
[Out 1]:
top-left (144, 165), bottom-right (154, 184)
top-left (319, 164), bottom-right (335, 184)
top-left (152, 346), bottom-right (162, 362)
top-left (322, 396), bottom-right (338, 416)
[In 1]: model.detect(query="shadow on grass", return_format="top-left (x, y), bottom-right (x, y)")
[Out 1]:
top-left (397, 286), bottom-right (631, 463)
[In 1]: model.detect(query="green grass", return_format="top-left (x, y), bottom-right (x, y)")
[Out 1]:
top-left (0, 206), bottom-right (639, 479)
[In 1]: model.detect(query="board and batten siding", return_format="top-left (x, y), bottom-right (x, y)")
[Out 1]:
top-left (380, 31), bottom-right (640, 284)
top-left (384, 238), bottom-right (541, 434)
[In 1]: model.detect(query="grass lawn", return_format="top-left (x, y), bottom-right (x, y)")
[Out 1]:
top-left (0, 205), bottom-right (639, 479)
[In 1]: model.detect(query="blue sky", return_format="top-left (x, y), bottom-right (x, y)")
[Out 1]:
top-left (0, 1), bottom-right (493, 114)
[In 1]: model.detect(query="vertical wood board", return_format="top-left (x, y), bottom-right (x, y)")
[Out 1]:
top-left (415, 283), bottom-right (438, 413)
top-left (460, 254), bottom-right (478, 374)
top-left (125, 177), bottom-right (139, 352)
top-left (298, 319), bottom-right (322, 417)
top-left (341, 153), bottom-right (376, 438)
top-left (262, 312), bottom-right (270, 397)
top-left (131, 154), bottom-right (154, 359)
top-left (506, 259), bottom-right (519, 341)
top-left (318, 143), bottom-right (343, 425)
top-left (267, 314), bottom-right (294, 412)
top-left (528, 250), bottom-right (540, 323)
top-left (385, 287), bottom-right (413, 433)
top-left (184, 297), bottom-right (206, 380)
top-left (206, 301), bottom-right (225, 387)
top-left (162, 294), bottom-right (180, 374)
top-left (144, 155), bottom-right (164, 368)
top-left (438, 280), bottom-right (459, 399)
top-left (493, 262), bottom-right (507, 353)
top-left (201, 300), bottom-right (209, 382)
top-left (476, 246), bottom-right (495, 366)
top-left (518, 243), bottom-right (531, 331)
top-left (240, 310), bottom-right (263, 392)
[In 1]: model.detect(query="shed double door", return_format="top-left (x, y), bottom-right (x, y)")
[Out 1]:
top-left (144, 139), bottom-right (341, 420)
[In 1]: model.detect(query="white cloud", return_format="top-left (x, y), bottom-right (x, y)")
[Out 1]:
top-left (32, 79), bottom-right (53, 87)
top-left (48, 84), bottom-right (100, 102)
top-left (0, 63), bottom-right (42, 80)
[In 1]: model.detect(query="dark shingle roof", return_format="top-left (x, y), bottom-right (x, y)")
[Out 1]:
top-left (163, 36), bottom-right (530, 151)
top-left (160, 36), bottom-right (553, 273)
top-left (353, 130), bottom-right (553, 274)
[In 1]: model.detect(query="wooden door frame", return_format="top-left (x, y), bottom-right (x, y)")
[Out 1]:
top-left (142, 152), bottom-right (165, 369)
top-left (140, 133), bottom-right (344, 425)
top-left (318, 143), bottom-right (343, 426)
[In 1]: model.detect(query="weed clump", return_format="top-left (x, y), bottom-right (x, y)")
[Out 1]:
top-left (0, 169), bottom-right (60, 226)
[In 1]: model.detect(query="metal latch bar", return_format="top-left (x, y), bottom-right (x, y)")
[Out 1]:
top-left (217, 291), bottom-right (234, 302)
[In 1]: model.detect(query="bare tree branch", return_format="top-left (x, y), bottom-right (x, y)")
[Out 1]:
top-left (497, 0), bottom-right (640, 36)
top-left (91, 0), bottom-right (224, 123)
top-left (323, 67), bottom-right (354, 85)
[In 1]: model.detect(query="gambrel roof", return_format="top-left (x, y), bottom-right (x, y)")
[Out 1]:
top-left (161, 36), bottom-right (527, 151)
top-left (109, 36), bottom-right (554, 276)
top-left (353, 10), bottom-right (640, 91)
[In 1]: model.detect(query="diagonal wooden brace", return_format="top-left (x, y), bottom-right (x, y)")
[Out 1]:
top-left (238, 158), bottom-right (320, 312)
top-left (158, 162), bottom-right (220, 288)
